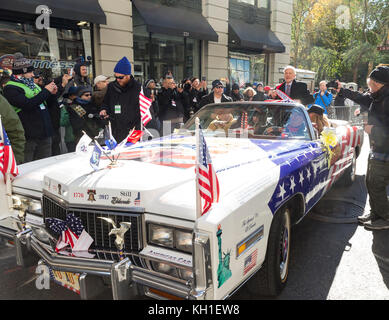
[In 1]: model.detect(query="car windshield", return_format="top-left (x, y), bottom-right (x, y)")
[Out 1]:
top-left (184, 103), bottom-right (312, 140)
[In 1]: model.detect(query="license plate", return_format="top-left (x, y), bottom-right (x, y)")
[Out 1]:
top-left (50, 269), bottom-right (81, 295)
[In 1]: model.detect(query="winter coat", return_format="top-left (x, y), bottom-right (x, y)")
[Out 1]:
top-left (157, 88), bottom-right (185, 121)
top-left (339, 86), bottom-right (389, 154)
top-left (277, 80), bottom-right (314, 105)
top-left (0, 94), bottom-right (25, 164)
top-left (313, 90), bottom-right (333, 114)
top-left (101, 77), bottom-right (142, 142)
top-left (198, 92), bottom-right (233, 109)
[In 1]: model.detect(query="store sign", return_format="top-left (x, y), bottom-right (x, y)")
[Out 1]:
top-left (0, 54), bottom-right (76, 71)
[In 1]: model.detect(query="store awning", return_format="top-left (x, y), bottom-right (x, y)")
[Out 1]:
top-left (229, 19), bottom-right (285, 53)
top-left (132, 0), bottom-right (218, 42)
top-left (0, 0), bottom-right (106, 25)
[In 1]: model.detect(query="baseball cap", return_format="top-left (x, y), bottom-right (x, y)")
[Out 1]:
top-left (94, 75), bottom-right (110, 86)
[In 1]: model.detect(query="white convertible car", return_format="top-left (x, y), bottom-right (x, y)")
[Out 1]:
top-left (0, 102), bottom-right (363, 300)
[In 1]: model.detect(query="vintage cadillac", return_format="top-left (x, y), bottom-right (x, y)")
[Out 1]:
top-left (0, 102), bottom-right (364, 300)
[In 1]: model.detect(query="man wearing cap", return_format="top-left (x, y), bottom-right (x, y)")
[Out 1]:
top-left (63, 58), bottom-right (93, 96)
top-left (99, 57), bottom-right (142, 142)
top-left (3, 52), bottom-right (57, 162)
top-left (92, 75), bottom-right (110, 109)
top-left (253, 82), bottom-right (267, 101)
top-left (336, 66), bottom-right (389, 230)
top-left (276, 66), bottom-right (314, 105)
top-left (198, 80), bottom-right (232, 109)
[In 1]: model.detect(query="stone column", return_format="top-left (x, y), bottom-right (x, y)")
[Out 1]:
top-left (202, 0), bottom-right (229, 86)
top-left (95, 0), bottom-right (134, 76)
top-left (268, 0), bottom-right (293, 86)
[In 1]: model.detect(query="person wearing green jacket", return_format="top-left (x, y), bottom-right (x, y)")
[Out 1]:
top-left (0, 94), bottom-right (25, 164)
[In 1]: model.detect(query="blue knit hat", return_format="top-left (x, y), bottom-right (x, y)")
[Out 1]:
top-left (114, 57), bottom-right (132, 75)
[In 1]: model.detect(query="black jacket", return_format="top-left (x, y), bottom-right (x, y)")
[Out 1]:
top-left (277, 80), bottom-right (314, 105)
top-left (3, 82), bottom-right (53, 140)
top-left (339, 86), bottom-right (389, 154)
top-left (224, 84), bottom-right (244, 101)
top-left (198, 92), bottom-right (233, 109)
top-left (188, 88), bottom-right (208, 113)
top-left (157, 88), bottom-right (185, 121)
top-left (101, 77), bottom-right (141, 142)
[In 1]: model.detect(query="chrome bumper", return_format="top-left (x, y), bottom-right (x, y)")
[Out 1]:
top-left (15, 229), bottom-right (211, 300)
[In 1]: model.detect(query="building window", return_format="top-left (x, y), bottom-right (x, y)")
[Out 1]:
top-left (237, 0), bottom-right (269, 9)
top-left (229, 53), bottom-right (268, 87)
top-left (0, 20), bottom-right (92, 80)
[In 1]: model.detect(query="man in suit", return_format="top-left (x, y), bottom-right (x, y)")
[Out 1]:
top-left (276, 66), bottom-right (314, 105)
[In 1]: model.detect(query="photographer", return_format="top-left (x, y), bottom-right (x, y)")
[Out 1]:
top-left (143, 79), bottom-right (161, 133)
top-left (188, 77), bottom-right (208, 113)
top-left (157, 76), bottom-right (185, 133)
top-left (336, 66), bottom-right (389, 230)
top-left (313, 80), bottom-right (333, 115)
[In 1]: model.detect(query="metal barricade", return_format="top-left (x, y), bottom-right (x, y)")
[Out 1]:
top-left (328, 104), bottom-right (365, 126)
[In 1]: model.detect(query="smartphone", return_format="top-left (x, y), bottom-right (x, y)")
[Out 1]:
top-left (69, 68), bottom-right (74, 77)
top-left (201, 76), bottom-right (206, 81)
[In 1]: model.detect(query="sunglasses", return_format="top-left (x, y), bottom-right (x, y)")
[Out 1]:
top-left (115, 75), bottom-right (125, 80)
top-left (215, 86), bottom-right (224, 89)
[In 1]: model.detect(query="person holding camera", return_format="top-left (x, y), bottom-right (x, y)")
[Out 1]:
top-left (313, 80), bottom-right (333, 115)
top-left (143, 79), bottom-right (161, 133)
top-left (157, 76), bottom-right (185, 133)
top-left (188, 77), bottom-right (208, 114)
top-left (336, 66), bottom-right (389, 230)
top-left (3, 53), bottom-right (58, 162)
top-left (62, 59), bottom-right (93, 97)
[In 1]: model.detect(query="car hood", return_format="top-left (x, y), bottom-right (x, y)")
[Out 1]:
top-left (13, 135), bottom-right (316, 221)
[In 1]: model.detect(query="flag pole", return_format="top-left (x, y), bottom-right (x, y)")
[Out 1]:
top-left (195, 117), bottom-right (202, 219)
top-left (0, 115), bottom-right (13, 210)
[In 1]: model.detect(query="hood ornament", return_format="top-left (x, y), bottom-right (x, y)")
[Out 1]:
top-left (98, 217), bottom-right (131, 260)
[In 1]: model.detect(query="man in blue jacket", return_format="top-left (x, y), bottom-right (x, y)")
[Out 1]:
top-left (313, 80), bottom-right (333, 114)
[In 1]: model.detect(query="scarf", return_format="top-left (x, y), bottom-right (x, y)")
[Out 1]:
top-left (11, 75), bottom-right (36, 90)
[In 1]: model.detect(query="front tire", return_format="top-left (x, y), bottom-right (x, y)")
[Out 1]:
top-left (339, 149), bottom-right (356, 187)
top-left (248, 205), bottom-right (291, 296)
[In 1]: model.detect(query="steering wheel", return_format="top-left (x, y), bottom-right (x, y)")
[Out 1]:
top-left (263, 126), bottom-right (284, 136)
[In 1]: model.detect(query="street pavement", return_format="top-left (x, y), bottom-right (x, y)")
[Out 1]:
top-left (1, 133), bottom-right (388, 300)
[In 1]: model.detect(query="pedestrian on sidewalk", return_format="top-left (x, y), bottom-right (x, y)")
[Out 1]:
top-left (336, 66), bottom-right (389, 230)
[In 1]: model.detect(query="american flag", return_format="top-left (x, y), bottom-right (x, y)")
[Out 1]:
top-left (241, 111), bottom-right (248, 129)
top-left (46, 213), bottom-right (92, 252)
top-left (196, 122), bottom-right (220, 216)
top-left (0, 121), bottom-right (19, 182)
top-left (139, 88), bottom-right (152, 126)
top-left (239, 78), bottom-right (245, 88)
top-left (243, 249), bottom-right (258, 275)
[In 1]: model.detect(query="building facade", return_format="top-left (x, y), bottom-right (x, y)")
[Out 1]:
top-left (0, 0), bottom-right (292, 87)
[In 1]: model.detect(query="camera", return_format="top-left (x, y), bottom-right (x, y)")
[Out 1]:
top-left (326, 80), bottom-right (338, 89)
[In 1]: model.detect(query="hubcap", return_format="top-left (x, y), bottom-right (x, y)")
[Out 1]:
top-left (279, 209), bottom-right (291, 282)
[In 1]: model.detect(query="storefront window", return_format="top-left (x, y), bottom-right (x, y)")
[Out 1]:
top-left (237, 0), bottom-right (269, 9)
top-left (229, 53), bottom-right (267, 87)
top-left (0, 20), bottom-right (92, 80)
top-left (133, 12), bottom-right (200, 84)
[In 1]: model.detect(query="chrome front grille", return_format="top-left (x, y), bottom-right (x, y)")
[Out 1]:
top-left (42, 195), bottom-right (144, 264)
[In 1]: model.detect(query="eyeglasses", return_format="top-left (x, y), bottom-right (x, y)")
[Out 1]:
top-left (115, 75), bottom-right (125, 80)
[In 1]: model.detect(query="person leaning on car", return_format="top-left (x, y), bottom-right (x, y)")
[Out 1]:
top-left (335, 66), bottom-right (389, 230)
top-left (276, 66), bottom-right (314, 105)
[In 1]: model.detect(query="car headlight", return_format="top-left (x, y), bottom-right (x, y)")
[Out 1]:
top-left (147, 223), bottom-right (192, 254)
top-left (148, 224), bottom-right (174, 248)
top-left (12, 194), bottom-right (42, 216)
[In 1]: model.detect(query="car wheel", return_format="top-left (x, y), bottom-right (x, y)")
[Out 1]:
top-left (339, 150), bottom-right (356, 187)
top-left (247, 205), bottom-right (291, 296)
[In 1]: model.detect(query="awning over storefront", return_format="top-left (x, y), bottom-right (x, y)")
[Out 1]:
top-left (229, 19), bottom-right (285, 54)
top-left (0, 0), bottom-right (106, 25)
top-left (132, 0), bottom-right (218, 42)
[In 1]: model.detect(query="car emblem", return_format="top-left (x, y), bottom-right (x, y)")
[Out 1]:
top-left (87, 189), bottom-right (96, 202)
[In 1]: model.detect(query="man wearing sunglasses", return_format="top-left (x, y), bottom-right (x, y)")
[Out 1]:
top-left (198, 79), bottom-right (232, 110)
top-left (99, 56), bottom-right (142, 142)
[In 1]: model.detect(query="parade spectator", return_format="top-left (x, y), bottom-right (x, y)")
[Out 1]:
top-left (198, 80), bottom-right (232, 109)
top-left (92, 75), bottom-right (110, 109)
top-left (0, 71), bottom-right (11, 95)
top-left (157, 76), bottom-right (185, 133)
top-left (59, 86), bottom-right (78, 152)
top-left (99, 57), bottom-right (142, 142)
top-left (225, 82), bottom-right (244, 102)
top-left (254, 82), bottom-right (266, 101)
top-left (313, 81), bottom-right (333, 114)
top-left (181, 78), bottom-right (193, 121)
top-left (63, 59), bottom-right (93, 96)
top-left (264, 86), bottom-right (272, 96)
top-left (68, 87), bottom-right (102, 144)
top-left (0, 94), bottom-right (25, 164)
top-left (336, 66), bottom-right (389, 230)
top-left (189, 77), bottom-right (208, 113)
top-left (276, 66), bottom-right (314, 105)
top-left (243, 87), bottom-right (257, 101)
top-left (3, 53), bottom-right (57, 162)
